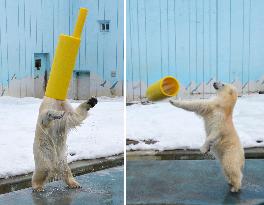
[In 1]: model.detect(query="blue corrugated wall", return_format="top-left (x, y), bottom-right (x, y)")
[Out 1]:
top-left (127, 0), bottom-right (264, 99)
top-left (0, 0), bottom-right (124, 97)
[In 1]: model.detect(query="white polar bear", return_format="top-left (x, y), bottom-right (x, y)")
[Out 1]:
top-left (32, 96), bottom-right (97, 192)
top-left (170, 82), bottom-right (245, 192)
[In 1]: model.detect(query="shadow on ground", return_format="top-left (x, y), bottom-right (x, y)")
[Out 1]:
top-left (127, 160), bottom-right (264, 205)
top-left (0, 166), bottom-right (123, 205)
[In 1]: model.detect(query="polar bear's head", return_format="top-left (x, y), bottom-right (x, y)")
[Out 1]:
top-left (213, 82), bottom-right (238, 108)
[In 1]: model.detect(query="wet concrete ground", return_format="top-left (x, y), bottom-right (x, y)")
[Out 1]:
top-left (127, 160), bottom-right (264, 205)
top-left (0, 166), bottom-right (123, 205)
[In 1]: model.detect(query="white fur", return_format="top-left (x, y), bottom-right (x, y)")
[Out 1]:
top-left (32, 96), bottom-right (91, 191)
top-left (170, 83), bottom-right (245, 192)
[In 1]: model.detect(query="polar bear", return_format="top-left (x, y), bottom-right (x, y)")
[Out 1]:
top-left (170, 82), bottom-right (245, 192)
top-left (32, 96), bottom-right (97, 192)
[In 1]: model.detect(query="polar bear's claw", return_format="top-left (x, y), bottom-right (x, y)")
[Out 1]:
top-left (32, 187), bottom-right (45, 192)
top-left (230, 186), bottom-right (240, 193)
top-left (47, 111), bottom-right (65, 120)
top-left (67, 182), bottom-right (81, 189)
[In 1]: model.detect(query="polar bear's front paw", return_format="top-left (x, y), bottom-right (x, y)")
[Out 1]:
top-left (169, 100), bottom-right (175, 104)
top-left (67, 179), bottom-right (81, 189)
top-left (47, 111), bottom-right (65, 120)
top-left (200, 144), bottom-right (210, 154)
top-left (169, 100), bottom-right (178, 106)
top-left (87, 97), bottom-right (98, 108)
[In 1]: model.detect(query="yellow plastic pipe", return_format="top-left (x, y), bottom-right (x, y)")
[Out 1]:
top-left (145, 76), bottom-right (180, 101)
top-left (73, 8), bottom-right (88, 38)
top-left (45, 8), bottom-right (88, 100)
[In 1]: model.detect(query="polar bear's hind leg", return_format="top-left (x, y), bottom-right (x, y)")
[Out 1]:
top-left (32, 169), bottom-right (49, 192)
top-left (63, 164), bottom-right (80, 189)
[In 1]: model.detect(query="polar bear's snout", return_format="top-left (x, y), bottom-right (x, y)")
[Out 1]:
top-left (213, 82), bottom-right (225, 90)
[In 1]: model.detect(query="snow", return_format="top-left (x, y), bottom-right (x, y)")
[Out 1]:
top-left (0, 96), bottom-right (124, 178)
top-left (127, 95), bottom-right (264, 151)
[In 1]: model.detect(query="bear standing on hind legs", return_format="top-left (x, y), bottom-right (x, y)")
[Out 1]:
top-left (169, 82), bottom-right (245, 192)
top-left (32, 97), bottom-right (97, 192)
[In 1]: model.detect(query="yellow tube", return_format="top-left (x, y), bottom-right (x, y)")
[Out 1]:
top-left (45, 35), bottom-right (80, 100)
top-left (73, 8), bottom-right (88, 38)
top-left (45, 8), bottom-right (88, 100)
top-left (146, 76), bottom-right (180, 101)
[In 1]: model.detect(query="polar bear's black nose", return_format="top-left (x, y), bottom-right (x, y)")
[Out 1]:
top-left (213, 82), bottom-right (218, 90)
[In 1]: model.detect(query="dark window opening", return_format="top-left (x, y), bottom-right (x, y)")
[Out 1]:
top-left (99, 21), bottom-right (110, 32)
top-left (101, 24), bottom-right (105, 31)
top-left (35, 59), bottom-right (41, 70)
top-left (105, 23), bottom-right (109, 30)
